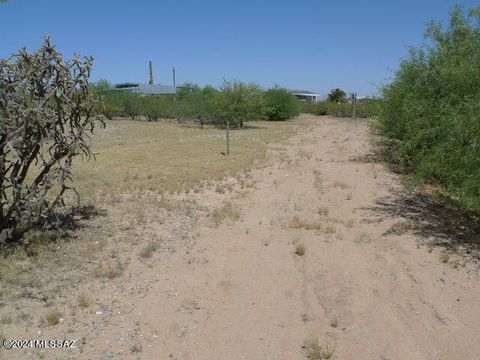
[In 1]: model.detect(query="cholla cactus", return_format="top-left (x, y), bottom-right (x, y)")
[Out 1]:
top-left (0, 37), bottom-right (103, 243)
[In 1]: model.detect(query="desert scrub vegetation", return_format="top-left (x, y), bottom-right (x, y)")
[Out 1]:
top-left (93, 80), bottom-right (300, 126)
top-left (303, 98), bottom-right (381, 118)
top-left (72, 119), bottom-right (295, 198)
top-left (302, 336), bottom-right (335, 360)
top-left (262, 86), bottom-right (300, 120)
top-left (0, 37), bottom-right (103, 244)
top-left (210, 202), bottom-right (240, 226)
top-left (377, 5), bottom-right (480, 212)
top-left (295, 243), bottom-right (306, 256)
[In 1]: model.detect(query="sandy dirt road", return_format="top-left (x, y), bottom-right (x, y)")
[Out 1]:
top-left (6, 115), bottom-right (480, 360)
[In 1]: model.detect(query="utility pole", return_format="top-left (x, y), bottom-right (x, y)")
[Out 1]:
top-left (172, 67), bottom-right (176, 102)
top-left (149, 61), bottom-right (154, 85)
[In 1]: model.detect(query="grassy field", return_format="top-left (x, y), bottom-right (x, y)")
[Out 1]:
top-left (70, 118), bottom-right (297, 201)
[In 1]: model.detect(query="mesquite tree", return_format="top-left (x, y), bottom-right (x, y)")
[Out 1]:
top-left (0, 37), bottom-right (102, 243)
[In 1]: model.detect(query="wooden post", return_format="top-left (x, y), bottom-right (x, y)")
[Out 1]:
top-left (226, 121), bottom-right (230, 155)
top-left (351, 92), bottom-right (357, 119)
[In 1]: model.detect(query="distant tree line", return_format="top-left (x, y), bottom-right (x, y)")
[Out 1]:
top-left (91, 81), bottom-right (301, 128)
top-left (302, 88), bottom-right (381, 118)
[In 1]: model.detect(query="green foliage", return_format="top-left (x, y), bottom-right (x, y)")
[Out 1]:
top-left (0, 38), bottom-right (102, 243)
top-left (177, 85), bottom-right (218, 126)
top-left (303, 99), bottom-right (381, 118)
top-left (378, 5), bottom-right (480, 211)
top-left (327, 88), bottom-right (347, 103)
top-left (98, 80), bottom-right (299, 126)
top-left (121, 92), bottom-right (141, 119)
top-left (90, 79), bottom-right (113, 94)
top-left (140, 95), bottom-right (175, 121)
top-left (214, 80), bottom-right (265, 127)
top-left (262, 87), bottom-right (300, 120)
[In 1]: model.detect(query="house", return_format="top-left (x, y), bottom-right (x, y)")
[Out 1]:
top-left (290, 89), bottom-right (321, 103)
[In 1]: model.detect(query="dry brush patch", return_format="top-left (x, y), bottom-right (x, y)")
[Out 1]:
top-left (71, 119), bottom-right (295, 200)
top-left (302, 336), bottom-right (336, 359)
top-left (0, 192), bottom-right (209, 332)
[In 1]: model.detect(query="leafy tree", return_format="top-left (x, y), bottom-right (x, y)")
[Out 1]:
top-left (122, 92), bottom-right (141, 119)
top-left (0, 37), bottom-right (103, 243)
top-left (177, 85), bottom-right (218, 127)
top-left (91, 79), bottom-right (113, 94)
top-left (378, 5), bottom-right (480, 211)
top-left (215, 80), bottom-right (265, 127)
top-left (263, 86), bottom-right (300, 120)
top-left (327, 88), bottom-right (347, 103)
top-left (139, 95), bottom-right (176, 121)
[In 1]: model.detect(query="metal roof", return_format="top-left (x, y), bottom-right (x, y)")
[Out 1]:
top-left (290, 89), bottom-right (320, 96)
top-left (115, 83), bottom-right (177, 95)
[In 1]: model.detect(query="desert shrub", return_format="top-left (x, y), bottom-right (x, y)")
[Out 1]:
top-left (0, 37), bottom-right (102, 244)
top-left (262, 86), bottom-right (300, 120)
top-left (303, 101), bottom-right (352, 117)
top-left (139, 95), bottom-right (176, 121)
top-left (214, 80), bottom-right (266, 127)
top-left (120, 92), bottom-right (141, 119)
top-left (177, 85), bottom-right (218, 127)
top-left (98, 80), bottom-right (303, 126)
top-left (378, 5), bottom-right (480, 211)
top-left (303, 99), bottom-right (381, 118)
top-left (103, 100), bottom-right (124, 119)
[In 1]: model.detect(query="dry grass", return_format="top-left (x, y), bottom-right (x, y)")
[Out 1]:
top-left (210, 202), bottom-right (241, 226)
top-left (77, 293), bottom-right (91, 309)
top-left (44, 310), bottom-right (62, 326)
top-left (329, 317), bottom-right (338, 328)
top-left (440, 252), bottom-right (450, 264)
top-left (289, 216), bottom-right (336, 236)
top-left (354, 232), bottom-right (371, 244)
top-left (313, 170), bottom-right (323, 191)
top-left (91, 257), bottom-right (125, 279)
top-left (389, 221), bottom-right (425, 235)
top-left (290, 216), bottom-right (323, 232)
top-left (70, 119), bottom-right (295, 200)
top-left (332, 181), bottom-right (350, 190)
top-left (295, 243), bottom-right (306, 256)
top-left (139, 242), bottom-right (158, 259)
top-left (317, 207), bottom-right (329, 216)
top-left (302, 336), bottom-right (336, 360)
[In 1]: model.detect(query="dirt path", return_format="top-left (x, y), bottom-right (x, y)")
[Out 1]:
top-left (6, 115), bottom-right (480, 360)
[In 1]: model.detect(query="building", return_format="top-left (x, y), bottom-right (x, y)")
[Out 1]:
top-left (290, 89), bottom-right (321, 103)
top-left (114, 83), bottom-right (178, 95)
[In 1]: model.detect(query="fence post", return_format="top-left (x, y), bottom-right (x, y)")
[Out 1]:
top-left (226, 121), bottom-right (230, 155)
top-left (351, 92), bottom-right (357, 119)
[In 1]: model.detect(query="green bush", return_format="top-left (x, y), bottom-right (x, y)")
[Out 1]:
top-left (176, 85), bottom-right (218, 126)
top-left (303, 99), bottom-right (381, 118)
top-left (378, 5), bottom-right (480, 211)
top-left (263, 87), bottom-right (300, 120)
top-left (97, 80), bottom-right (302, 127)
top-left (140, 95), bottom-right (175, 121)
top-left (214, 80), bottom-right (265, 127)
